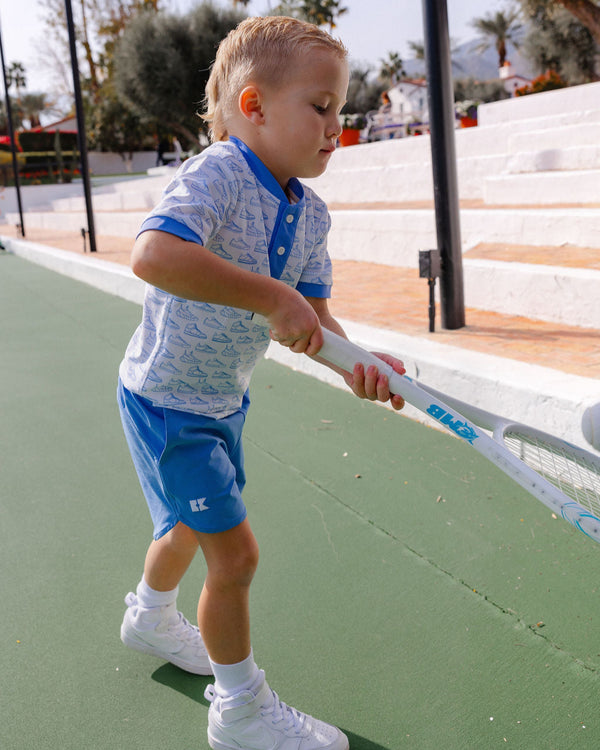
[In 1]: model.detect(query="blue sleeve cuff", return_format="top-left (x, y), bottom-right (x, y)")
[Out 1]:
top-left (137, 216), bottom-right (203, 245)
top-left (296, 281), bottom-right (331, 298)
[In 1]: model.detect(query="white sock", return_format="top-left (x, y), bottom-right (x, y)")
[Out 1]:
top-left (210, 650), bottom-right (261, 697)
top-left (135, 576), bottom-right (179, 609)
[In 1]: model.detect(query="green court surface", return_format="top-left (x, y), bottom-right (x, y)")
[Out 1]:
top-left (2, 250), bottom-right (600, 750)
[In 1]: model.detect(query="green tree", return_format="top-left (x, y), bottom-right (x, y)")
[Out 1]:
top-left (470, 8), bottom-right (522, 67)
top-left (19, 93), bottom-right (49, 129)
top-left (519, 0), bottom-right (600, 45)
top-left (0, 97), bottom-right (24, 132)
top-left (454, 77), bottom-right (510, 104)
top-left (343, 63), bottom-right (385, 115)
top-left (520, 5), bottom-right (598, 82)
top-left (39, 0), bottom-right (164, 107)
top-left (87, 88), bottom-right (153, 169)
top-left (113, 2), bottom-right (245, 146)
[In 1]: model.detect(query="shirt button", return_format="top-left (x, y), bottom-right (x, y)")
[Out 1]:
top-left (277, 246), bottom-right (286, 255)
top-left (285, 214), bottom-right (294, 223)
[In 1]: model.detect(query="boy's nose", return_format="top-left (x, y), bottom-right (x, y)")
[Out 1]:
top-left (329, 117), bottom-right (343, 139)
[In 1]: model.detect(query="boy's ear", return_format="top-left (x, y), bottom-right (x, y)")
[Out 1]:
top-left (239, 85), bottom-right (265, 124)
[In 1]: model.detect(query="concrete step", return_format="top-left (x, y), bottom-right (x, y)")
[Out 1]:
top-left (484, 169), bottom-right (600, 205)
top-left (478, 80), bottom-right (600, 126)
top-left (464, 258), bottom-right (600, 328)
top-left (508, 122), bottom-right (600, 155)
top-left (305, 152), bottom-right (510, 202)
top-left (325, 207), bottom-right (600, 264)
top-left (461, 242), bottom-right (600, 328)
top-left (9, 206), bottom-right (600, 328)
top-left (307, 127), bottom-right (600, 202)
top-left (50, 174), bottom-right (170, 212)
top-left (506, 144), bottom-right (600, 174)
top-left (465, 241), bottom-right (600, 269)
top-left (7, 208), bottom-right (147, 236)
top-left (51, 189), bottom-right (163, 213)
top-left (13, 205), bottom-right (600, 260)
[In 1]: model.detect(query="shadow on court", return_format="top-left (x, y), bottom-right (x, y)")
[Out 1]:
top-left (2, 251), bottom-right (600, 749)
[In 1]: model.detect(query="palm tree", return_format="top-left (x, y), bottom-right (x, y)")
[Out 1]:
top-left (408, 38), bottom-right (463, 74)
top-left (379, 51), bottom-right (405, 85)
top-left (275, 0), bottom-right (348, 30)
top-left (6, 62), bottom-right (27, 101)
top-left (471, 8), bottom-right (522, 67)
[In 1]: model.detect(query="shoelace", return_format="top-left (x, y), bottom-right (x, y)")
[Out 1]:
top-left (204, 684), bottom-right (309, 736)
top-left (125, 593), bottom-right (204, 648)
top-left (261, 689), bottom-right (308, 735)
top-left (168, 612), bottom-right (204, 646)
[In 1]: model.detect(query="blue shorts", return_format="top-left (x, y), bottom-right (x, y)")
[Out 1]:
top-left (117, 379), bottom-right (249, 539)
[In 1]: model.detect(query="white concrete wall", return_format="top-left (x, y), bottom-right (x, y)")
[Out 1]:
top-left (87, 151), bottom-right (157, 175)
top-left (478, 81), bottom-right (600, 126)
top-left (0, 182), bottom-right (83, 218)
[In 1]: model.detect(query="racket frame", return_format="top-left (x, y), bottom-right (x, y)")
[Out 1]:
top-left (317, 328), bottom-right (600, 543)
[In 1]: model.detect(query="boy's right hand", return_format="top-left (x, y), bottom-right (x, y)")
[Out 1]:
top-left (263, 292), bottom-right (323, 356)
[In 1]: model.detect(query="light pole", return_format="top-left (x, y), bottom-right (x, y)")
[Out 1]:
top-left (0, 14), bottom-right (25, 237)
top-left (422, 0), bottom-right (465, 329)
top-left (64, 0), bottom-right (97, 252)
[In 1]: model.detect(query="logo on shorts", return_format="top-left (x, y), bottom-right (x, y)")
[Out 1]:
top-left (190, 498), bottom-right (209, 512)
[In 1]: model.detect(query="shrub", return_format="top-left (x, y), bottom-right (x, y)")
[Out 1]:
top-left (515, 70), bottom-right (567, 96)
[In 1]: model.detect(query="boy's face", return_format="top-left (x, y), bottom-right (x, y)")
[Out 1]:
top-left (252, 50), bottom-right (349, 189)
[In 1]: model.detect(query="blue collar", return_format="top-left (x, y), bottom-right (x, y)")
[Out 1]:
top-left (229, 136), bottom-right (304, 205)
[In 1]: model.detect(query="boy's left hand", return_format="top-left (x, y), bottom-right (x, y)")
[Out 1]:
top-left (344, 354), bottom-right (406, 411)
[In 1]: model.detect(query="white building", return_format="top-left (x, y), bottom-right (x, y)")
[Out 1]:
top-left (499, 61), bottom-right (532, 96)
top-left (365, 79), bottom-right (429, 141)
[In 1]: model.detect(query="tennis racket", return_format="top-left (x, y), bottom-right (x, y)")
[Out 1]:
top-left (311, 327), bottom-right (600, 543)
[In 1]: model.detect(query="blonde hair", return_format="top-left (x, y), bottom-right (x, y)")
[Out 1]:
top-left (203, 16), bottom-right (348, 142)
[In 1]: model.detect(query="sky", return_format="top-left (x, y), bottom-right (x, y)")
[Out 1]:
top-left (0, 0), bottom-right (507, 95)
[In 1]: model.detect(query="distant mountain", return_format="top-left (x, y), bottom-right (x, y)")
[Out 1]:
top-left (404, 36), bottom-right (537, 82)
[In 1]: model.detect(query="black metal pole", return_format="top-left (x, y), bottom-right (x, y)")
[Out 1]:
top-left (422, 0), bottom-right (465, 329)
top-left (0, 16), bottom-right (25, 237)
top-left (64, 0), bottom-right (97, 252)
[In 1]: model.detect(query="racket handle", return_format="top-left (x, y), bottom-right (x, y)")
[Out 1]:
top-left (318, 328), bottom-right (398, 381)
top-left (254, 314), bottom-right (398, 383)
top-left (315, 328), bottom-right (439, 418)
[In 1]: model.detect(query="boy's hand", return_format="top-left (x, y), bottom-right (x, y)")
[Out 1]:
top-left (344, 353), bottom-right (406, 410)
top-left (265, 291), bottom-right (324, 356)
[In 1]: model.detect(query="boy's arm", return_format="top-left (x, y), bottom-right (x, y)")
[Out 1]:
top-left (131, 230), bottom-right (324, 355)
top-left (307, 297), bottom-right (405, 411)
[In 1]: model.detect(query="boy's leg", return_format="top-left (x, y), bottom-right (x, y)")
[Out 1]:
top-left (144, 521), bottom-right (200, 591)
top-left (194, 518), bottom-right (259, 665)
top-left (120, 522), bottom-right (211, 675)
top-left (196, 520), bottom-right (348, 750)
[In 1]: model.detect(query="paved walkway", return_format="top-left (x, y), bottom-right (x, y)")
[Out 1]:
top-left (2, 249), bottom-right (600, 750)
top-left (2, 223), bottom-right (599, 379)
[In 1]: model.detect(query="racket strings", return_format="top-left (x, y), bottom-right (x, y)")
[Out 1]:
top-left (503, 431), bottom-right (600, 517)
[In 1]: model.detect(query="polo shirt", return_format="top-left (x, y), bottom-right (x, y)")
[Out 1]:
top-left (119, 137), bottom-right (333, 417)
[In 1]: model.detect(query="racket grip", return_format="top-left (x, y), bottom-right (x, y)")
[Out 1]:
top-left (318, 328), bottom-right (398, 381)
top-left (254, 314), bottom-right (400, 385)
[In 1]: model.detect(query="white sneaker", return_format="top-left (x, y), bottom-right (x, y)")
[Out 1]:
top-left (120, 592), bottom-right (212, 675)
top-left (204, 671), bottom-right (349, 750)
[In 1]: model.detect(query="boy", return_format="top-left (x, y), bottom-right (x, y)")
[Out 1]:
top-left (118, 16), bottom-right (405, 750)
